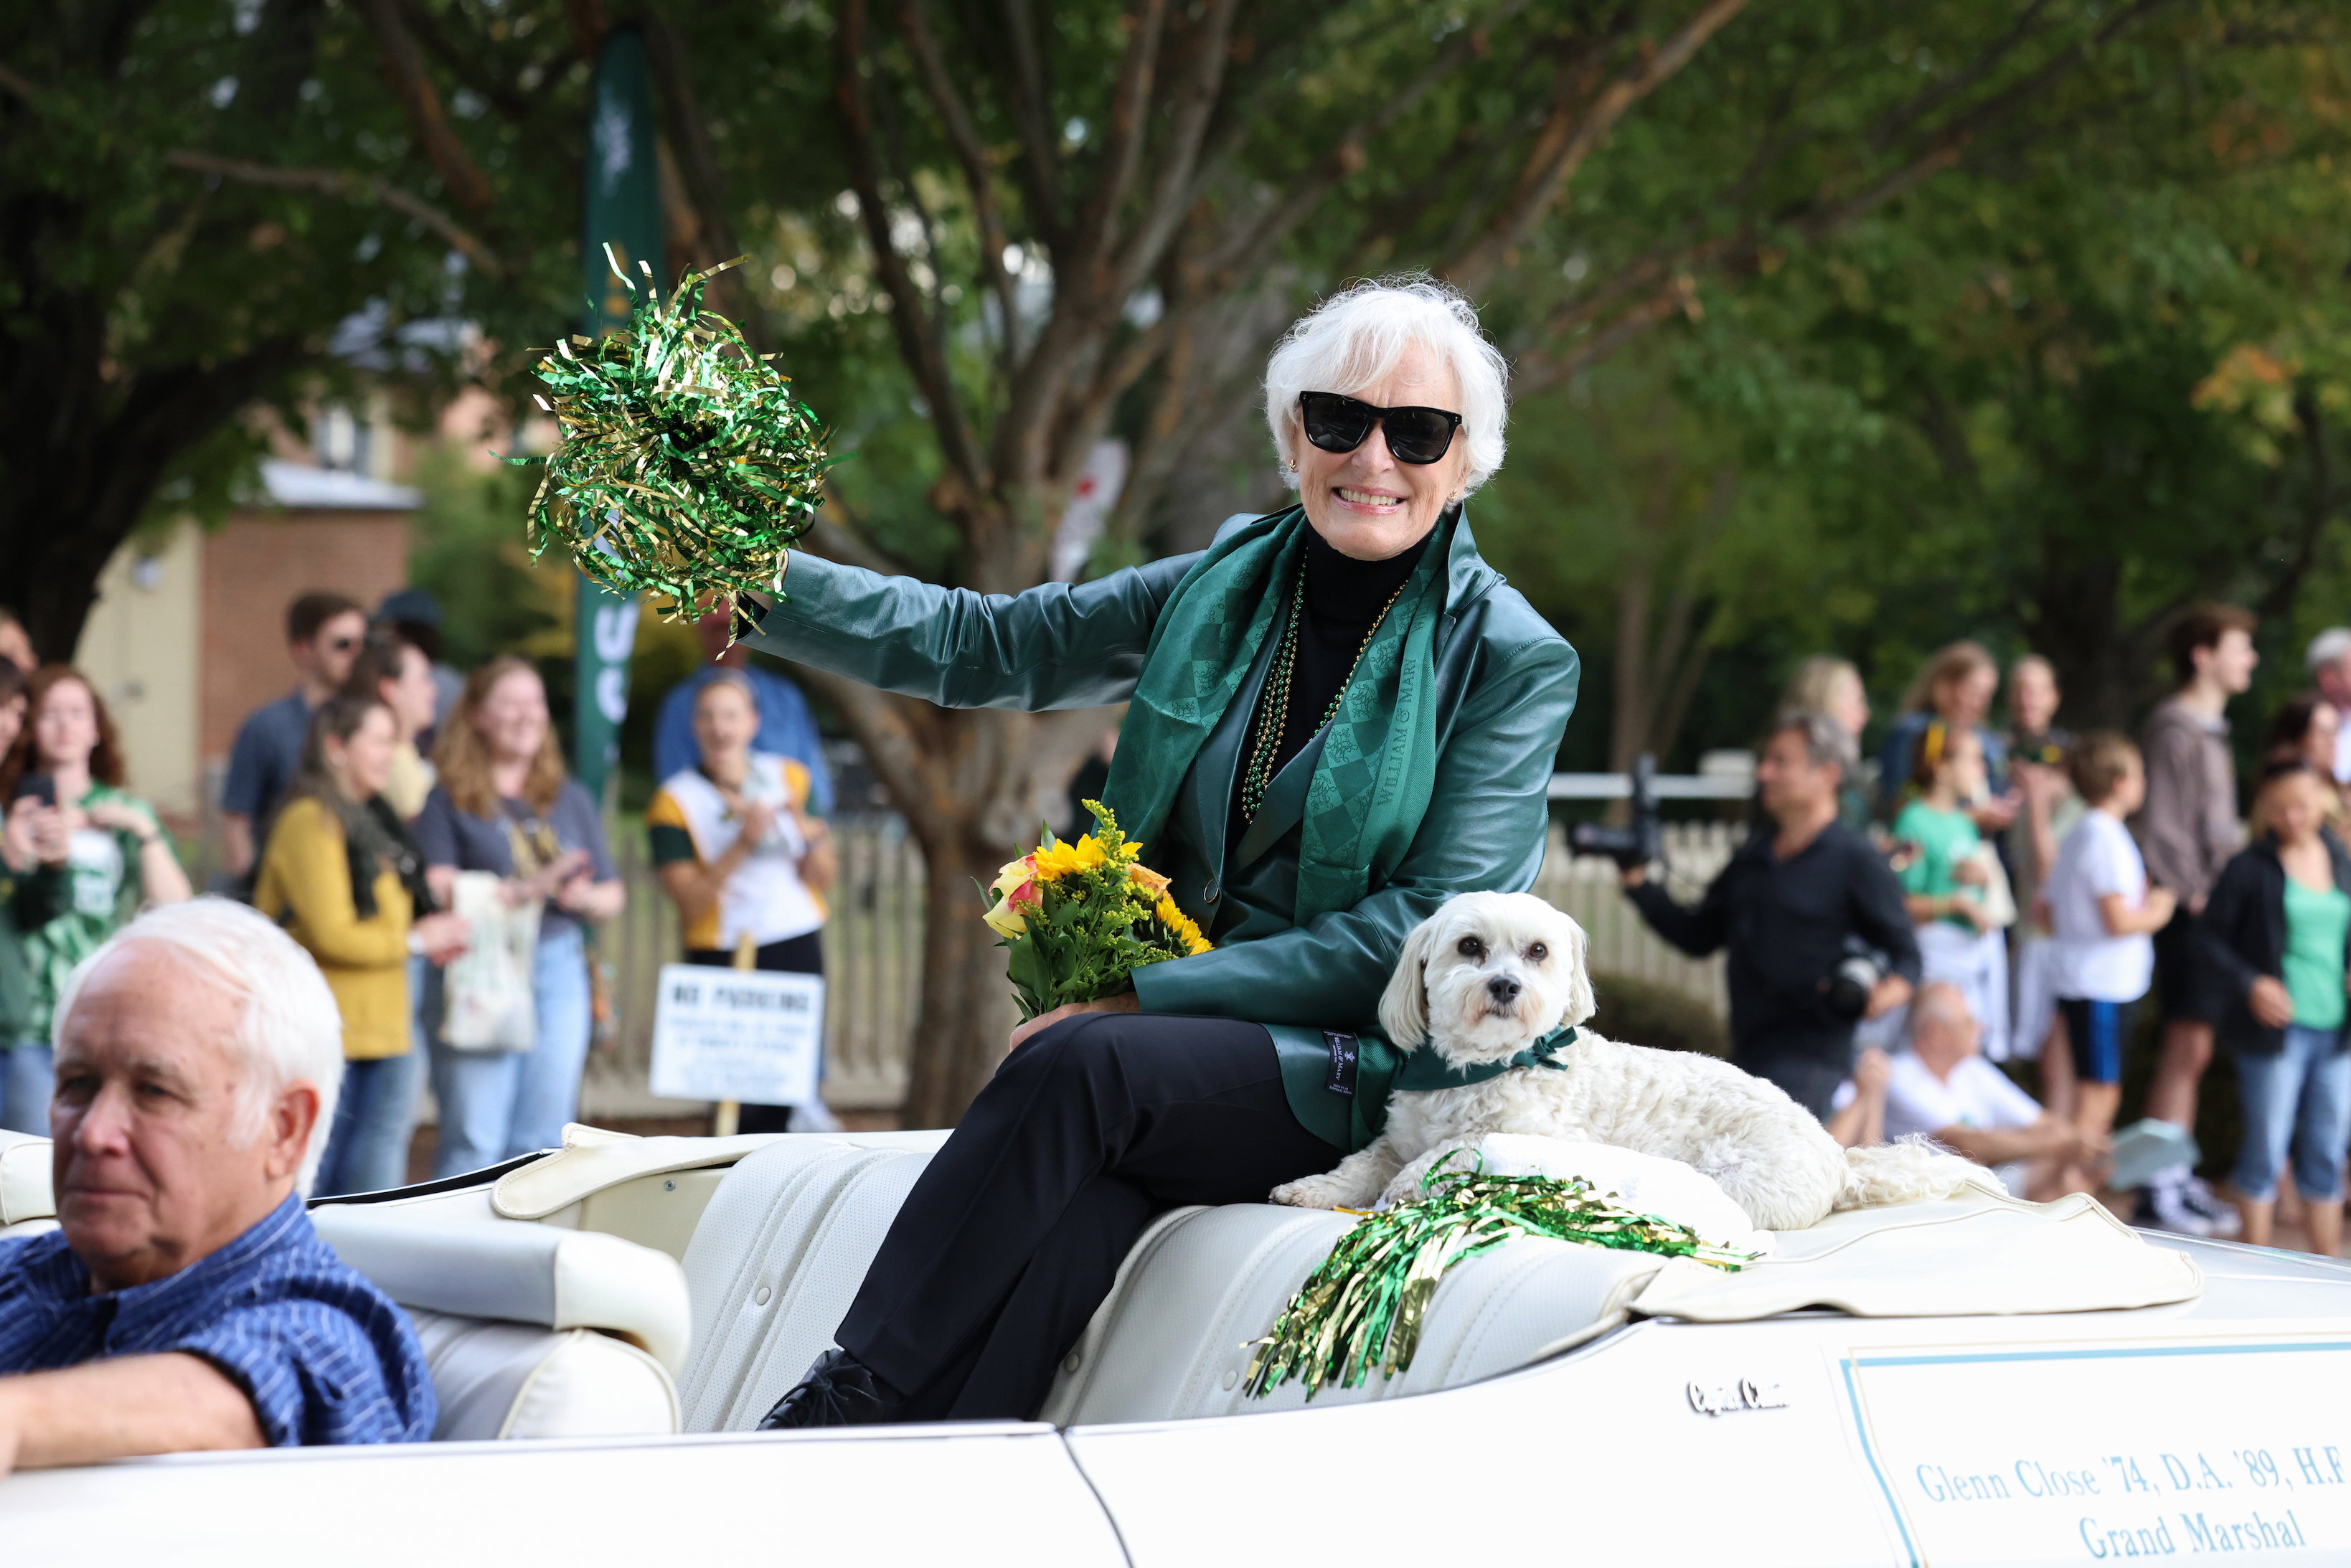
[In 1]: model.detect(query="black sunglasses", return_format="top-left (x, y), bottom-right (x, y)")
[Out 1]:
top-left (1298, 391), bottom-right (1462, 466)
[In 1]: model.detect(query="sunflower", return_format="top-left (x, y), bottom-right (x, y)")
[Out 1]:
top-left (1154, 896), bottom-right (1213, 957)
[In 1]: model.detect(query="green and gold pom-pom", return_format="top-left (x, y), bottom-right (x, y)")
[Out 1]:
top-left (512, 245), bottom-right (835, 620)
top-left (1243, 1153), bottom-right (1753, 1401)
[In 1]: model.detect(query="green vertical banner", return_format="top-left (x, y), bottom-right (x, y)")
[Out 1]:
top-left (575, 24), bottom-right (662, 803)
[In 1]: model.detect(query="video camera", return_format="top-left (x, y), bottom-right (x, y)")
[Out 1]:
top-left (1568, 752), bottom-right (1663, 871)
top-left (1824, 935), bottom-right (1890, 1020)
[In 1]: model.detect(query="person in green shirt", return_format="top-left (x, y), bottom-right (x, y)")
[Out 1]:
top-left (1893, 721), bottom-right (2015, 1059)
top-left (2200, 760), bottom-right (2351, 1257)
top-left (747, 278), bottom-right (1579, 1430)
top-left (0, 666), bottom-right (193, 1133)
top-left (0, 660), bottom-right (72, 1133)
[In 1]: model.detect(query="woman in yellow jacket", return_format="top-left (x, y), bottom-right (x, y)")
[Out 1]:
top-left (258, 692), bottom-right (469, 1196)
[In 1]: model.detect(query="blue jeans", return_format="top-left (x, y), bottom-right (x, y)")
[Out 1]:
top-left (2233, 1025), bottom-right (2351, 1202)
top-left (314, 1047), bottom-right (425, 1197)
top-left (1, 1042), bottom-right (53, 1135)
top-left (429, 925), bottom-right (593, 1180)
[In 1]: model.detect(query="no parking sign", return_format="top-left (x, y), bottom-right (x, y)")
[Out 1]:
top-left (649, 965), bottom-right (824, 1105)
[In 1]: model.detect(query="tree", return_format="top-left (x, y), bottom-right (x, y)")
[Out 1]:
top-left (0, 0), bottom-right (584, 661)
top-left (633, 0), bottom-right (1756, 1124)
top-left (19, 0), bottom-right (2342, 1128)
top-left (1470, 1), bottom-right (2351, 761)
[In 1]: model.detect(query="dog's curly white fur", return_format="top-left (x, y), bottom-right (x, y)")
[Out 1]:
top-left (1269, 892), bottom-right (1985, 1229)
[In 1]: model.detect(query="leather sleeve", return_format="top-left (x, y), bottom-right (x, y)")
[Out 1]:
top-left (1134, 635), bottom-right (1578, 1027)
top-left (743, 550), bottom-right (1199, 712)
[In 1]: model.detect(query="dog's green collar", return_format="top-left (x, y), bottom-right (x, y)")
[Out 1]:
top-left (1393, 1025), bottom-right (1580, 1093)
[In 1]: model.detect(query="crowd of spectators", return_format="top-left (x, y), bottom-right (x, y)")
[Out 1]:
top-left (1636, 605), bottom-right (2351, 1256)
top-left (0, 585), bottom-right (838, 1196)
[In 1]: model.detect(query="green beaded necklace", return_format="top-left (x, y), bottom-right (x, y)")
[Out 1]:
top-left (1238, 558), bottom-right (1406, 822)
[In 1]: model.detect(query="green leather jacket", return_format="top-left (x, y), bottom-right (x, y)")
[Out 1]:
top-left (746, 511), bottom-right (1579, 1149)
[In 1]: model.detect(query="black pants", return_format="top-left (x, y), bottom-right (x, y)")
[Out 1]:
top-left (1731, 1028), bottom-right (1855, 1121)
top-left (684, 931), bottom-right (824, 1135)
top-left (835, 1012), bottom-right (1341, 1421)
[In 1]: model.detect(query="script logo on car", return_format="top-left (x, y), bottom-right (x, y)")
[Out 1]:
top-left (1686, 1377), bottom-right (1789, 1417)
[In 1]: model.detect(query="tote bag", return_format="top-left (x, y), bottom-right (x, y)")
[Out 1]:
top-left (438, 870), bottom-right (542, 1052)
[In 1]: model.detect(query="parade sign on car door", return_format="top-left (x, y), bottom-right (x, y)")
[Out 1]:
top-left (1841, 1332), bottom-right (2351, 1564)
top-left (649, 965), bottom-right (824, 1106)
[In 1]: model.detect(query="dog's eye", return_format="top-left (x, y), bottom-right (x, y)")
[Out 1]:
top-left (1527, 943), bottom-right (1548, 963)
top-left (1456, 935), bottom-right (1485, 960)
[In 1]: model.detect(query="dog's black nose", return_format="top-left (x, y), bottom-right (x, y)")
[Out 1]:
top-left (1485, 975), bottom-right (1521, 1006)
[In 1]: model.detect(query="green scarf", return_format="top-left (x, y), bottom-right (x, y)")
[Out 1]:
top-left (1391, 1026), bottom-right (1579, 1092)
top-left (1101, 506), bottom-right (1449, 924)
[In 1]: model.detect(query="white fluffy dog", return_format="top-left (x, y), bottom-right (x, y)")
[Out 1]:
top-left (1270, 891), bottom-right (1983, 1231)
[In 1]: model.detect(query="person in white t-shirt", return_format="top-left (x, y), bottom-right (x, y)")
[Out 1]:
top-left (1885, 982), bottom-right (2093, 1199)
top-left (2044, 732), bottom-right (2177, 1190)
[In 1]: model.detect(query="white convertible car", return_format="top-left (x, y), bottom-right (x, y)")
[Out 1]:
top-left (4, 1123), bottom-right (2349, 1567)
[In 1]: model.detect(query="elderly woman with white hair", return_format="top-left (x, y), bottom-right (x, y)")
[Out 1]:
top-left (740, 276), bottom-right (1578, 1428)
top-left (0, 899), bottom-right (433, 1473)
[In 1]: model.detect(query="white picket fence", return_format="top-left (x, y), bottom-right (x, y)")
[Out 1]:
top-left (581, 815), bottom-right (1743, 1120)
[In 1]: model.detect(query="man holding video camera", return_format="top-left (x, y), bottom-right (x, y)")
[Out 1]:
top-left (1618, 709), bottom-right (1919, 1119)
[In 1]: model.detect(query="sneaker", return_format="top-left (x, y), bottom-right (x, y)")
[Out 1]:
top-left (2173, 1173), bottom-right (2243, 1238)
top-left (2134, 1181), bottom-right (2215, 1238)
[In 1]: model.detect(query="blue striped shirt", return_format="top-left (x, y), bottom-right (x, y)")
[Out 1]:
top-left (0, 1194), bottom-right (434, 1447)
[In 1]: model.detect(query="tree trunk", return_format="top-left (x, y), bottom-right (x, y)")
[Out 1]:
top-left (901, 823), bottom-right (1017, 1129)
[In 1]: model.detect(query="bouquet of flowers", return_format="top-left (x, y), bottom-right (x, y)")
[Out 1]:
top-left (982, 800), bottom-right (1211, 1021)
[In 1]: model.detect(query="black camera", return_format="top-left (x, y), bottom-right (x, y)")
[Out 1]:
top-left (1823, 935), bottom-right (1888, 1020)
top-left (1570, 753), bottom-right (1663, 870)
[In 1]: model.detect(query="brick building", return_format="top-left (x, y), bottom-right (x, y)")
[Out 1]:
top-left (74, 458), bottom-right (419, 839)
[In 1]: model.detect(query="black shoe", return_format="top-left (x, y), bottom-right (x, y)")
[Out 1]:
top-left (758, 1349), bottom-right (908, 1430)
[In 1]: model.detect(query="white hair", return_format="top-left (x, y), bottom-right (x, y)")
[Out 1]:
top-left (2307, 627), bottom-right (2351, 674)
top-left (55, 898), bottom-right (346, 1194)
top-left (1263, 274), bottom-right (1509, 497)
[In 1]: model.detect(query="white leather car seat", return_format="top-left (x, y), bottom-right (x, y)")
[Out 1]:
top-left (1037, 1202), bottom-right (1664, 1425)
top-left (666, 1132), bottom-right (1656, 1430)
top-left (305, 1207), bottom-right (694, 1441)
top-left (1, 1129), bottom-right (56, 1239)
top-left (673, 1133), bottom-right (947, 1431)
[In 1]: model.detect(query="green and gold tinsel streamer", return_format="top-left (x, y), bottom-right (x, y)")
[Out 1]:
top-left (512, 245), bottom-right (834, 619)
top-left (1243, 1153), bottom-right (1753, 1401)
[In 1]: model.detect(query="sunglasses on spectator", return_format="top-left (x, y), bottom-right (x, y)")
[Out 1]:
top-left (1298, 392), bottom-right (1462, 466)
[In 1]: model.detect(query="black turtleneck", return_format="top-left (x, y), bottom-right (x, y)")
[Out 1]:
top-left (1230, 522), bottom-right (1436, 836)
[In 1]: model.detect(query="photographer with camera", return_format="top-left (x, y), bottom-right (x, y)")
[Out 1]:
top-left (1616, 709), bottom-right (1920, 1119)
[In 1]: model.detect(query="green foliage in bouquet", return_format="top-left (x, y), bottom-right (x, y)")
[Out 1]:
top-left (982, 800), bottom-right (1211, 1023)
top-left (1244, 1152), bottom-right (1753, 1401)
top-left (511, 245), bottom-right (836, 620)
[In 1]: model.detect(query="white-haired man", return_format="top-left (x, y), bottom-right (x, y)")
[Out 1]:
top-left (1842, 981), bottom-right (2096, 1201)
top-left (0, 900), bottom-right (433, 1475)
top-left (2307, 627), bottom-right (2351, 785)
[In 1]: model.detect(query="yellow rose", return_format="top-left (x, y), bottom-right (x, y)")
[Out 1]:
top-left (990, 855), bottom-right (1036, 899)
top-left (1126, 862), bottom-right (1172, 898)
